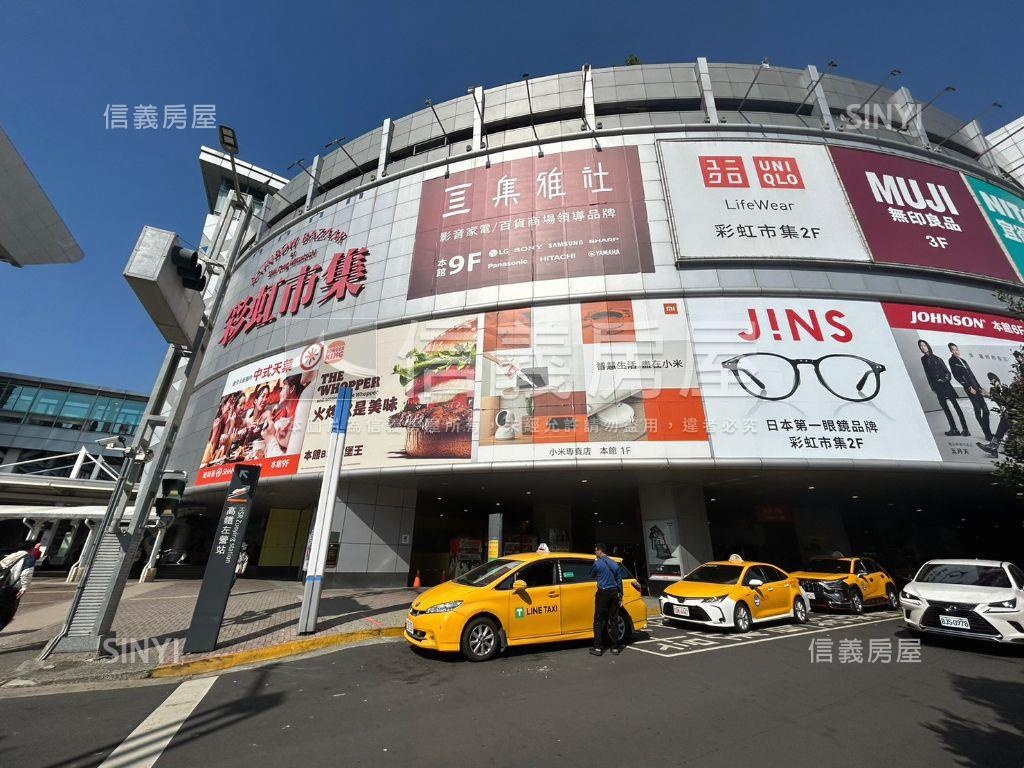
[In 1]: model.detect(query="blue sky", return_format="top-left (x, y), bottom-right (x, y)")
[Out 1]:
top-left (1, 0), bottom-right (1021, 393)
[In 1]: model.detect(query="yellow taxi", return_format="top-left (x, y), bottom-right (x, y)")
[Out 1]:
top-left (404, 552), bottom-right (648, 661)
top-left (659, 556), bottom-right (810, 632)
top-left (790, 555), bottom-right (899, 613)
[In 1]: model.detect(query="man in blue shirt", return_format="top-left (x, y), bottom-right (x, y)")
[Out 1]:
top-left (590, 543), bottom-right (623, 656)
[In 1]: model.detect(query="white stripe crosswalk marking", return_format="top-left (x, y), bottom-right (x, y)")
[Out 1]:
top-left (99, 676), bottom-right (218, 768)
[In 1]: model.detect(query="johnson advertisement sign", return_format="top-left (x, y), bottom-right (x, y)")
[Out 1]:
top-left (407, 146), bottom-right (654, 299)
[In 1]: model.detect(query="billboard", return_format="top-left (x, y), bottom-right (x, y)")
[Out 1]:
top-left (407, 146), bottom-right (654, 299)
top-left (965, 175), bottom-right (1024, 280)
top-left (688, 297), bottom-right (941, 462)
top-left (884, 303), bottom-right (1022, 464)
top-left (661, 140), bottom-right (870, 262)
top-left (475, 299), bottom-right (710, 463)
top-left (196, 343), bottom-right (324, 485)
top-left (830, 146), bottom-right (1019, 283)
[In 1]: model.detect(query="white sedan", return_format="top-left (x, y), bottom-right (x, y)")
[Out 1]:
top-left (900, 559), bottom-right (1024, 644)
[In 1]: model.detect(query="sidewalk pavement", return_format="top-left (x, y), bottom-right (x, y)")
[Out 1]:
top-left (0, 577), bottom-right (662, 691)
top-left (0, 577), bottom-right (417, 690)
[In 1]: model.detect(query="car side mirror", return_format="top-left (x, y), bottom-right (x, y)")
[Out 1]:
top-left (512, 579), bottom-right (527, 592)
top-left (748, 579), bottom-right (764, 589)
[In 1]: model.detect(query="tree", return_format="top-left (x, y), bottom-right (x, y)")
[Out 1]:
top-left (988, 291), bottom-right (1024, 488)
top-left (625, 54), bottom-right (641, 66)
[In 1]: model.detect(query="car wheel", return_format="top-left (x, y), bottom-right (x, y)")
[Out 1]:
top-left (886, 585), bottom-right (899, 610)
top-left (850, 589), bottom-right (864, 615)
top-left (793, 598), bottom-right (809, 624)
top-left (609, 610), bottom-right (634, 646)
top-left (733, 602), bottom-right (752, 633)
top-left (460, 616), bottom-right (500, 662)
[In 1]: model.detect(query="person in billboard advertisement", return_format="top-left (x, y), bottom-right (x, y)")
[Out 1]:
top-left (978, 373), bottom-right (1013, 457)
top-left (917, 340), bottom-right (969, 437)
top-left (884, 303), bottom-right (1018, 464)
top-left (948, 343), bottom-right (993, 441)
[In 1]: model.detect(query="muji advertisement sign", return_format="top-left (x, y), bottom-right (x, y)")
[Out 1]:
top-left (407, 146), bottom-right (654, 300)
top-left (688, 297), bottom-right (940, 462)
top-left (829, 146), bottom-right (1019, 283)
top-left (661, 140), bottom-right (870, 262)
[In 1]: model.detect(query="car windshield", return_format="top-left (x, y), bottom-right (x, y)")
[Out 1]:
top-left (683, 564), bottom-right (742, 584)
top-left (804, 559), bottom-right (850, 574)
top-left (917, 564), bottom-right (1011, 588)
top-left (454, 558), bottom-right (521, 587)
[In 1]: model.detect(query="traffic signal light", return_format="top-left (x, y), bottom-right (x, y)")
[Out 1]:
top-left (170, 244), bottom-right (207, 292)
top-left (155, 472), bottom-right (188, 528)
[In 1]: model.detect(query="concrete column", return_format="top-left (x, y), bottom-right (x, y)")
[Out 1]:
top-left (325, 480), bottom-right (416, 588)
top-left (303, 154), bottom-right (323, 212)
top-left (582, 64), bottom-right (597, 130)
top-left (471, 85), bottom-right (485, 149)
top-left (806, 65), bottom-right (836, 131)
top-left (696, 58), bottom-right (719, 124)
top-left (638, 482), bottom-right (713, 578)
top-left (378, 117), bottom-right (393, 178)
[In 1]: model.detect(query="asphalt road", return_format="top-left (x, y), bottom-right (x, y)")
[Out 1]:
top-left (2, 609), bottom-right (1022, 768)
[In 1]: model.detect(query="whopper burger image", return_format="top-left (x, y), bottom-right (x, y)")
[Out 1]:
top-left (388, 319), bottom-right (477, 459)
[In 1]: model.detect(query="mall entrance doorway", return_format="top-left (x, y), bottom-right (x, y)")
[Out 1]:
top-left (408, 473), bottom-right (646, 588)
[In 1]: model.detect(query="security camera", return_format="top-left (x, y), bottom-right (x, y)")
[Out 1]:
top-left (96, 435), bottom-right (128, 451)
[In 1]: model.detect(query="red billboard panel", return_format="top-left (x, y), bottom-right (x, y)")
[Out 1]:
top-left (408, 146), bottom-right (654, 300)
top-left (830, 146), bottom-right (1018, 283)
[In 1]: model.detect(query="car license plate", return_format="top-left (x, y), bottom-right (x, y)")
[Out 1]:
top-left (672, 604), bottom-right (690, 617)
top-left (405, 618), bottom-right (414, 634)
top-left (805, 592), bottom-right (816, 600)
top-left (939, 615), bottom-right (970, 630)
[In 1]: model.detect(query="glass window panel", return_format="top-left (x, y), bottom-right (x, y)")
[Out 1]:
top-left (25, 388), bottom-right (67, 426)
top-left (112, 400), bottom-right (145, 436)
top-left (87, 397), bottom-right (121, 433)
top-left (54, 392), bottom-right (96, 430)
top-left (0, 384), bottom-right (37, 423)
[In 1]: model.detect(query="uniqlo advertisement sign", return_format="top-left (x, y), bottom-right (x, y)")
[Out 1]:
top-left (688, 297), bottom-right (940, 462)
top-left (662, 141), bottom-right (870, 262)
top-left (829, 146), bottom-right (1019, 283)
top-left (407, 146), bottom-right (654, 300)
top-left (884, 302), bottom-right (1022, 465)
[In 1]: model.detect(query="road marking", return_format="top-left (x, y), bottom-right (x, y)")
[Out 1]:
top-left (99, 676), bottom-right (218, 768)
top-left (631, 616), bottom-right (900, 658)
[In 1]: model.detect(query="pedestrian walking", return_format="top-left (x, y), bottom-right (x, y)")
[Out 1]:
top-left (590, 543), bottom-right (624, 656)
top-left (0, 543), bottom-right (43, 631)
top-left (232, 543), bottom-right (250, 588)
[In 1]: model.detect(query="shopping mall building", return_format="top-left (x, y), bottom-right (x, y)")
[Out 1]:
top-left (166, 60), bottom-right (1024, 590)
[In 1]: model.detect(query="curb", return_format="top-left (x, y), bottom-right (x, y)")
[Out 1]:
top-left (150, 626), bottom-right (405, 679)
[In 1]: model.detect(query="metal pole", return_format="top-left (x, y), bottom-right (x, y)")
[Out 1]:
top-left (298, 387), bottom-right (352, 634)
top-left (42, 196), bottom-right (254, 658)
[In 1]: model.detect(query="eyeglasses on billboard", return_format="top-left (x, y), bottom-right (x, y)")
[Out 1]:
top-left (721, 353), bottom-right (886, 402)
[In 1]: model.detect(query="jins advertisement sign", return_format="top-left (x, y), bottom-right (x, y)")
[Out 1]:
top-left (407, 146), bottom-right (654, 300)
top-left (689, 297), bottom-right (941, 462)
top-left (830, 146), bottom-right (1019, 283)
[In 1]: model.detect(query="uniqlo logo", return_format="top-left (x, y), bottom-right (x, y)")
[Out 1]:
top-left (752, 156), bottom-right (805, 189)
top-left (699, 156), bottom-right (748, 188)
